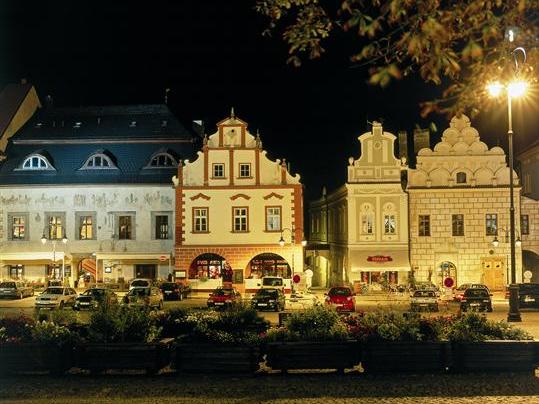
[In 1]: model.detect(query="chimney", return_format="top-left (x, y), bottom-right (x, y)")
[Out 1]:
top-left (413, 128), bottom-right (430, 154)
top-left (398, 130), bottom-right (408, 160)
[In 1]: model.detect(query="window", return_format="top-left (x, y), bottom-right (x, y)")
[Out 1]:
top-left (118, 215), bottom-right (134, 240)
top-left (452, 214), bottom-right (464, 236)
top-left (155, 215), bottom-right (169, 239)
top-left (81, 153), bottom-right (116, 169)
top-left (8, 213), bottom-right (28, 241)
top-left (360, 204), bottom-right (374, 235)
top-left (384, 215), bottom-right (396, 234)
top-left (239, 163), bottom-right (251, 178)
top-left (148, 153), bottom-right (176, 168)
top-left (79, 215), bottom-right (94, 240)
top-left (456, 172), bottom-right (467, 184)
top-left (486, 213), bottom-right (498, 236)
top-left (20, 155), bottom-right (51, 170)
top-left (419, 215), bottom-right (430, 236)
top-left (193, 208), bottom-right (208, 233)
top-left (8, 265), bottom-right (24, 279)
top-left (521, 215), bottom-right (530, 235)
top-left (213, 164), bottom-right (225, 178)
top-left (233, 207), bottom-right (248, 232)
top-left (46, 213), bottom-right (65, 240)
top-left (266, 206), bottom-right (281, 231)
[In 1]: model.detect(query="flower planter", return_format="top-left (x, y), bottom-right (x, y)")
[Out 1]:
top-left (265, 340), bottom-right (360, 372)
top-left (0, 343), bottom-right (73, 376)
top-left (361, 341), bottom-right (449, 373)
top-left (173, 343), bottom-right (261, 374)
top-left (74, 338), bottom-right (174, 374)
top-left (451, 340), bottom-right (539, 373)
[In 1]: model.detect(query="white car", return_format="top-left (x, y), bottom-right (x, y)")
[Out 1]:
top-left (129, 278), bottom-right (153, 291)
top-left (286, 292), bottom-right (320, 310)
top-left (35, 286), bottom-right (78, 310)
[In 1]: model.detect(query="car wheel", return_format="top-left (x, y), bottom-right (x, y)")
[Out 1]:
top-left (58, 301), bottom-right (64, 310)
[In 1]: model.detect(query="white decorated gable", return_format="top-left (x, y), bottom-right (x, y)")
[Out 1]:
top-left (347, 121), bottom-right (404, 183)
top-left (408, 114), bottom-right (517, 188)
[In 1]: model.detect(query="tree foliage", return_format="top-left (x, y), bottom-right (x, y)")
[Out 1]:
top-left (255, 0), bottom-right (539, 116)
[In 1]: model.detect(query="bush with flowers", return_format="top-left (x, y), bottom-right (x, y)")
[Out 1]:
top-left (0, 315), bottom-right (34, 344)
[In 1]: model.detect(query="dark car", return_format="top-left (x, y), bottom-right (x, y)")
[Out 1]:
top-left (73, 288), bottom-right (118, 310)
top-left (0, 281), bottom-right (34, 299)
top-left (207, 287), bottom-right (241, 308)
top-left (251, 288), bottom-right (285, 312)
top-left (325, 286), bottom-right (355, 312)
top-left (508, 283), bottom-right (539, 308)
top-left (453, 283), bottom-right (490, 302)
top-left (160, 282), bottom-right (191, 301)
top-left (460, 288), bottom-right (493, 312)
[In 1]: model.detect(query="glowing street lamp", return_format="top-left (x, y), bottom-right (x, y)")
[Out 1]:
top-left (41, 233), bottom-right (68, 281)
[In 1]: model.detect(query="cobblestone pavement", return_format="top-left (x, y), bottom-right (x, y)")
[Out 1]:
top-left (2, 372), bottom-right (539, 404)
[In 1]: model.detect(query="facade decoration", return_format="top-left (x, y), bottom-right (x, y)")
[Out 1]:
top-left (407, 114), bottom-right (522, 290)
top-left (173, 111), bottom-right (305, 293)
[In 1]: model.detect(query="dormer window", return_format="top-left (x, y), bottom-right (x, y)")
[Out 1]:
top-left (21, 155), bottom-right (50, 170)
top-left (145, 152), bottom-right (177, 168)
top-left (456, 172), bottom-right (467, 184)
top-left (129, 121), bottom-right (137, 127)
top-left (80, 153), bottom-right (116, 170)
top-left (73, 122), bottom-right (82, 128)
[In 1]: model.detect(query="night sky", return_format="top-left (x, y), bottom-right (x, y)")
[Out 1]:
top-left (1, 0), bottom-right (537, 201)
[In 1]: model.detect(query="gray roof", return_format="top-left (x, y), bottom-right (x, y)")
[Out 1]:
top-left (0, 104), bottom-right (196, 185)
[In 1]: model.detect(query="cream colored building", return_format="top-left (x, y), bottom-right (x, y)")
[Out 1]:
top-left (407, 115), bottom-right (522, 290)
top-left (174, 111), bottom-right (305, 293)
top-left (308, 122), bottom-right (410, 289)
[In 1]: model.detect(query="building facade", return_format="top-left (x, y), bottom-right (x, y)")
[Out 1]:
top-left (174, 111), bottom-right (305, 293)
top-left (0, 102), bottom-right (194, 286)
top-left (407, 114), bottom-right (522, 291)
top-left (307, 122), bottom-right (409, 289)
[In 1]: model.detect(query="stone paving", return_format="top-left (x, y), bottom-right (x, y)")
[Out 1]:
top-left (2, 372), bottom-right (539, 403)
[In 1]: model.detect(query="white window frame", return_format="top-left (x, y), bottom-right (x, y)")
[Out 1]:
top-left (233, 207), bottom-right (248, 232)
top-left (146, 152), bottom-right (177, 168)
top-left (265, 206), bottom-right (281, 232)
top-left (193, 208), bottom-right (208, 233)
top-left (212, 163), bottom-right (225, 178)
top-left (239, 163), bottom-right (251, 178)
top-left (18, 154), bottom-right (54, 171)
top-left (80, 153), bottom-right (116, 170)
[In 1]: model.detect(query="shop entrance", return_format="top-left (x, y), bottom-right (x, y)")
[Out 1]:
top-left (247, 253), bottom-right (291, 279)
top-left (135, 264), bottom-right (157, 279)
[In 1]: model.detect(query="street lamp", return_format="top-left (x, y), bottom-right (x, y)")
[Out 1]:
top-left (492, 228), bottom-right (522, 248)
top-left (41, 233), bottom-right (68, 281)
top-left (278, 227), bottom-right (307, 247)
top-left (486, 46), bottom-right (528, 322)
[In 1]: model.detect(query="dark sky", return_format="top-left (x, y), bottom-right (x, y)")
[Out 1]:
top-left (1, 1), bottom-right (537, 201)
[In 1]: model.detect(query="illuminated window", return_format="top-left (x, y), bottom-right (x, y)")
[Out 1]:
top-left (266, 206), bottom-right (281, 231)
top-left (46, 214), bottom-right (65, 240)
top-left (8, 214), bottom-right (28, 241)
top-left (79, 216), bottom-right (93, 240)
top-left (118, 215), bottom-right (133, 239)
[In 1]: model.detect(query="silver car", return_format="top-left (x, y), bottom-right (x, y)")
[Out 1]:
top-left (0, 281), bottom-right (34, 299)
top-left (35, 286), bottom-right (78, 310)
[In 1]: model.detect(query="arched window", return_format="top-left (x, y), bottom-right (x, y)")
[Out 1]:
top-left (147, 152), bottom-right (176, 168)
top-left (383, 202), bottom-right (397, 235)
top-left (80, 153), bottom-right (116, 170)
top-left (19, 154), bottom-right (53, 170)
top-left (456, 172), bottom-right (467, 184)
top-left (360, 203), bottom-right (374, 235)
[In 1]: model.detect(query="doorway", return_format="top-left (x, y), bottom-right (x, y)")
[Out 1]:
top-left (135, 264), bottom-right (157, 279)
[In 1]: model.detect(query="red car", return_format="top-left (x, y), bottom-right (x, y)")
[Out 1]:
top-left (207, 287), bottom-right (241, 309)
top-left (325, 286), bottom-right (355, 312)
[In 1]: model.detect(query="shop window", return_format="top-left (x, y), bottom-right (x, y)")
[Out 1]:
top-left (189, 254), bottom-right (226, 279)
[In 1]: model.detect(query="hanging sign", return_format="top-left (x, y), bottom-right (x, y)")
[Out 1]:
top-left (367, 255), bottom-right (393, 263)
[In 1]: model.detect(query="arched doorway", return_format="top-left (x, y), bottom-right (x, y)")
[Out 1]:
top-left (77, 258), bottom-right (96, 285)
top-left (189, 253), bottom-right (228, 280)
top-left (438, 261), bottom-right (457, 288)
top-left (523, 250), bottom-right (539, 283)
top-left (247, 253), bottom-right (291, 279)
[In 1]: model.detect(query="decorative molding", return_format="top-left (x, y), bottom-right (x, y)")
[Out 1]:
top-left (190, 193), bottom-right (211, 201)
top-left (263, 192), bottom-right (284, 200)
top-left (230, 193), bottom-right (251, 201)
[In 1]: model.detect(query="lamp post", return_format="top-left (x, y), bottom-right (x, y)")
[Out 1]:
top-left (278, 227), bottom-right (307, 293)
top-left (41, 234), bottom-right (68, 282)
top-left (487, 43), bottom-right (528, 322)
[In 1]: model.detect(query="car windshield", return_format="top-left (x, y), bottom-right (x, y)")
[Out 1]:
top-left (0, 282), bottom-right (16, 288)
top-left (43, 288), bottom-right (63, 295)
top-left (161, 283), bottom-right (176, 290)
top-left (83, 289), bottom-right (105, 297)
top-left (213, 289), bottom-right (234, 296)
top-left (256, 289), bottom-right (278, 297)
top-left (129, 288), bottom-right (150, 297)
top-left (131, 280), bottom-right (150, 287)
top-left (329, 288), bottom-right (351, 296)
top-left (465, 289), bottom-right (488, 297)
top-left (456, 284), bottom-right (470, 291)
top-left (262, 278), bottom-right (283, 287)
top-left (414, 291), bottom-right (435, 297)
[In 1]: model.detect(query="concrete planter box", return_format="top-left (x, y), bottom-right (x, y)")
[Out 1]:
top-left (361, 341), bottom-right (450, 373)
top-left (173, 343), bottom-right (261, 374)
top-left (451, 340), bottom-right (539, 373)
top-left (75, 338), bottom-right (173, 374)
top-left (0, 343), bottom-right (73, 376)
top-left (265, 340), bottom-right (360, 372)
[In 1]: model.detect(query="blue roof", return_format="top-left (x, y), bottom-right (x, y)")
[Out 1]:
top-left (0, 104), bottom-right (196, 185)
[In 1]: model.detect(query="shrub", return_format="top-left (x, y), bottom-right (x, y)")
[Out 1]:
top-left (31, 321), bottom-right (80, 347)
top-left (0, 315), bottom-right (35, 344)
top-left (446, 313), bottom-right (533, 342)
top-left (265, 306), bottom-right (350, 342)
top-left (34, 309), bottom-right (78, 326)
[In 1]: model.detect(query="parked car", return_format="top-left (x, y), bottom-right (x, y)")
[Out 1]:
top-left (251, 288), bottom-right (286, 311)
top-left (207, 287), bottom-right (242, 308)
top-left (410, 290), bottom-right (439, 312)
top-left (325, 286), bottom-right (355, 312)
top-left (0, 281), bottom-right (34, 299)
top-left (410, 281), bottom-right (440, 296)
top-left (286, 291), bottom-right (320, 310)
top-left (160, 282), bottom-right (191, 301)
top-left (73, 287), bottom-right (118, 310)
top-left (505, 283), bottom-right (539, 308)
top-left (122, 286), bottom-right (164, 310)
top-left (129, 278), bottom-right (153, 290)
top-left (453, 283), bottom-right (490, 302)
top-left (460, 287), bottom-right (493, 312)
top-left (35, 286), bottom-right (77, 310)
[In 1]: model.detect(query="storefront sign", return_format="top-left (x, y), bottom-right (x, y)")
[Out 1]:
top-left (367, 255), bottom-right (393, 263)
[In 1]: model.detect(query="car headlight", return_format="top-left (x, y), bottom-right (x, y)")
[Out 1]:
top-left (252, 299), bottom-right (257, 303)
top-left (268, 300), bottom-right (275, 303)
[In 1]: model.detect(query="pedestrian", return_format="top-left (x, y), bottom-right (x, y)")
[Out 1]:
top-left (304, 267), bottom-right (314, 292)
